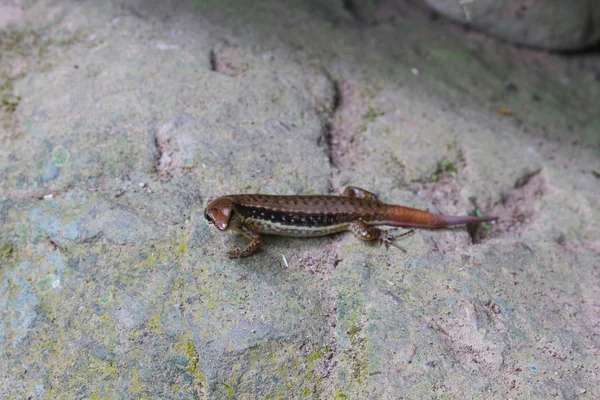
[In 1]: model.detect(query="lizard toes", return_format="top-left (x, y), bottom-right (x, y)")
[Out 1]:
top-left (380, 231), bottom-right (408, 253)
top-left (227, 249), bottom-right (242, 259)
top-left (379, 232), bottom-right (395, 246)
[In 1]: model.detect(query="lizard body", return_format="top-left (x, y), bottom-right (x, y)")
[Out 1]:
top-left (204, 186), bottom-right (497, 258)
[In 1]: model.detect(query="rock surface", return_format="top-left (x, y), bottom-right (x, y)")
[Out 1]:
top-left (423, 0), bottom-right (600, 50)
top-left (1, 0), bottom-right (599, 398)
top-left (349, 0), bottom-right (600, 50)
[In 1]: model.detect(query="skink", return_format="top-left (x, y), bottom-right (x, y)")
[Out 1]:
top-left (204, 186), bottom-right (497, 258)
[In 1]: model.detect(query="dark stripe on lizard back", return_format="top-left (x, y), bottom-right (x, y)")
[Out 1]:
top-left (234, 203), bottom-right (361, 227)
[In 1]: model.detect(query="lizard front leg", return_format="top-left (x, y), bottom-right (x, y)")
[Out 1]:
top-left (227, 224), bottom-right (262, 259)
top-left (349, 219), bottom-right (414, 252)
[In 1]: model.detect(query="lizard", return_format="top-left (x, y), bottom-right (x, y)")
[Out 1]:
top-left (204, 186), bottom-right (497, 258)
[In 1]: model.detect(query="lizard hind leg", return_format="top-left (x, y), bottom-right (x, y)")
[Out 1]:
top-left (349, 219), bottom-right (414, 253)
top-left (342, 186), bottom-right (380, 201)
top-left (227, 224), bottom-right (262, 259)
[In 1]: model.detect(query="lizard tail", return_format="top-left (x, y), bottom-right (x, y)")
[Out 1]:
top-left (380, 205), bottom-right (497, 228)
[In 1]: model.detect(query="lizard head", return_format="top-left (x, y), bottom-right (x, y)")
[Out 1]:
top-left (204, 197), bottom-right (236, 231)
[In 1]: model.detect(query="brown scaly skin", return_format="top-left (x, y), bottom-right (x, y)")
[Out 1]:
top-left (204, 186), bottom-right (498, 258)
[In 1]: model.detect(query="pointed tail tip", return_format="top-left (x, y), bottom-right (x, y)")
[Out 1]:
top-left (441, 215), bottom-right (499, 226)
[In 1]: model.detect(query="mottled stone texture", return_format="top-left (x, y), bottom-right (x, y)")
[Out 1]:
top-left (423, 0), bottom-right (600, 50)
top-left (1, 0), bottom-right (599, 399)
top-left (350, 0), bottom-right (600, 50)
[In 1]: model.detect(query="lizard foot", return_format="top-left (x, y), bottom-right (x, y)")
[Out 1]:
top-left (379, 229), bottom-right (415, 253)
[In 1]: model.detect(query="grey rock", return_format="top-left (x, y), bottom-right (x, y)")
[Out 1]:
top-left (423, 0), bottom-right (600, 50)
top-left (40, 162), bottom-right (59, 183)
top-left (0, 0), bottom-right (599, 398)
